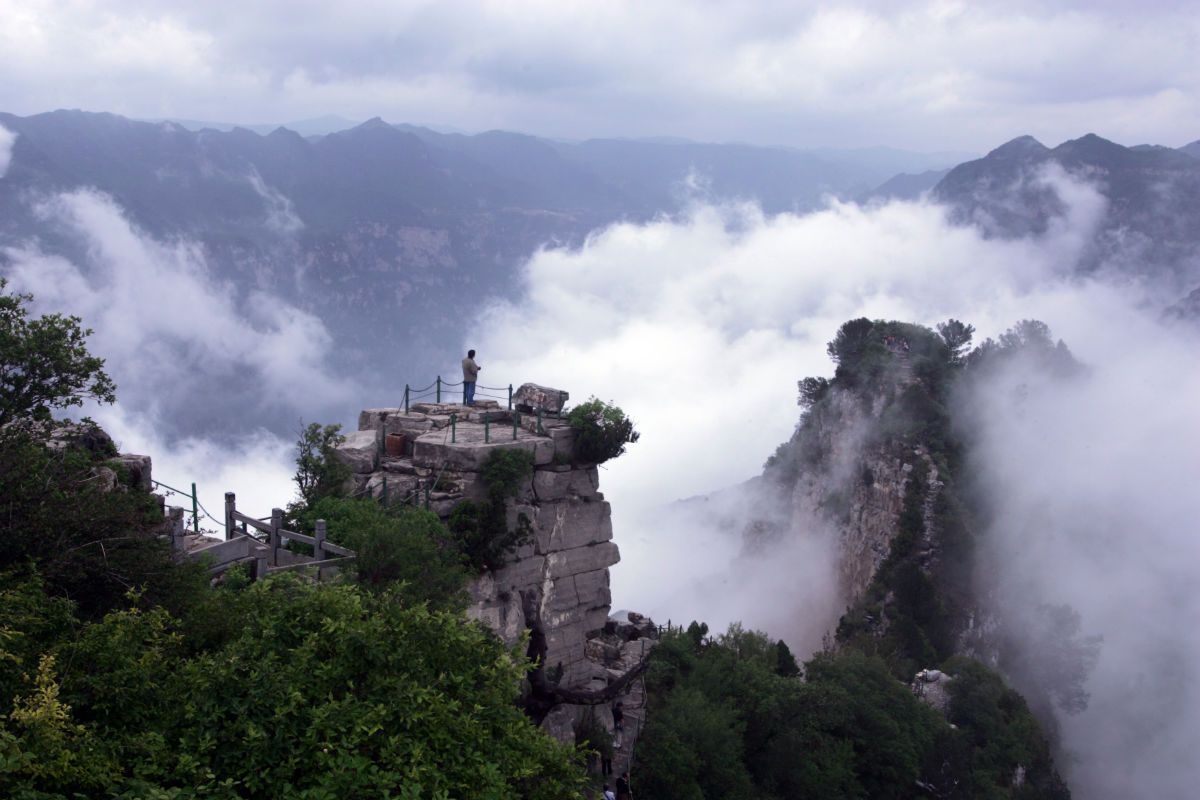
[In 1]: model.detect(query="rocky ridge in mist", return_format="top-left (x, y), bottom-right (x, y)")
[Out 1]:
top-left (931, 132), bottom-right (1200, 297)
top-left (745, 318), bottom-right (1086, 795)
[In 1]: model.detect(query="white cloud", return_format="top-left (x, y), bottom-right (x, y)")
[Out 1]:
top-left (963, 299), bottom-right (1200, 798)
top-left (1, 188), bottom-right (353, 429)
top-left (0, 124), bottom-right (14, 176)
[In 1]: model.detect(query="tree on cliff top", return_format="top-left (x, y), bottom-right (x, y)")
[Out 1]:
top-left (0, 278), bottom-right (116, 428)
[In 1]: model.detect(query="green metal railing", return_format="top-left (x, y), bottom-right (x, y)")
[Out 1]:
top-left (152, 479), bottom-right (200, 533)
top-left (404, 378), bottom-right (514, 412)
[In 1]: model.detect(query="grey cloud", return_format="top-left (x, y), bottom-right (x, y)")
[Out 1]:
top-left (2, 1), bottom-right (1197, 149)
top-left (0, 125), bottom-right (14, 176)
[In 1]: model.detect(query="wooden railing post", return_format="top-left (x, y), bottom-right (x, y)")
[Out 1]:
top-left (253, 553), bottom-right (268, 582)
top-left (270, 508), bottom-right (283, 562)
top-left (314, 519), bottom-right (327, 562)
top-left (224, 492), bottom-right (236, 541)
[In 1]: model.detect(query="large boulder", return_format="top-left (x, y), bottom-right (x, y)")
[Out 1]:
top-left (513, 383), bottom-right (569, 415)
top-left (911, 668), bottom-right (954, 715)
top-left (44, 421), bottom-right (116, 457)
top-left (111, 454), bottom-right (153, 492)
top-left (331, 430), bottom-right (378, 474)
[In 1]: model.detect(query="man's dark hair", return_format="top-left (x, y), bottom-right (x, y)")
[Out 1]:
top-left (467, 349), bottom-right (475, 358)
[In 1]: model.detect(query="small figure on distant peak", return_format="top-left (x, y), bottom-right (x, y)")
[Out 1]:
top-left (462, 349), bottom-right (480, 406)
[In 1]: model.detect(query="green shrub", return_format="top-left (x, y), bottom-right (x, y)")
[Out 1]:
top-left (303, 496), bottom-right (468, 609)
top-left (448, 449), bottom-right (535, 572)
top-left (566, 398), bottom-right (640, 464)
top-left (292, 421), bottom-right (350, 508)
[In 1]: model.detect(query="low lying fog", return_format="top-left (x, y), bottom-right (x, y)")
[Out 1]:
top-left (4, 167), bottom-right (1197, 797)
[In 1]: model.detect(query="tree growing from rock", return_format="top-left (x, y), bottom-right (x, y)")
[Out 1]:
top-left (0, 278), bottom-right (115, 428)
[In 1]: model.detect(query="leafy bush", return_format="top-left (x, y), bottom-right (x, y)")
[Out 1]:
top-left (302, 496), bottom-right (469, 609)
top-left (449, 449), bottom-right (535, 572)
top-left (566, 398), bottom-right (640, 464)
top-left (292, 421), bottom-right (350, 508)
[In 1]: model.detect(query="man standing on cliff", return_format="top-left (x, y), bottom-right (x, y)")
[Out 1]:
top-left (462, 349), bottom-right (480, 406)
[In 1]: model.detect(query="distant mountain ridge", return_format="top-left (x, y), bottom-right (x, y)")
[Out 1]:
top-left (931, 132), bottom-right (1200, 293)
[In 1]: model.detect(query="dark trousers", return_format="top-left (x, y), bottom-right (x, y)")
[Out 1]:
top-left (464, 382), bottom-right (476, 406)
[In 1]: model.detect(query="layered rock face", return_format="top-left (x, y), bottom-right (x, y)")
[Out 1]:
top-left (346, 398), bottom-right (653, 750)
top-left (765, 381), bottom-right (943, 606)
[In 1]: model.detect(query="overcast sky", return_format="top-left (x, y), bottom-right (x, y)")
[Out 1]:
top-left (1, 0), bottom-right (1197, 150)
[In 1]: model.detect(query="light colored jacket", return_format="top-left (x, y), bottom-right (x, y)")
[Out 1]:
top-left (462, 357), bottom-right (480, 382)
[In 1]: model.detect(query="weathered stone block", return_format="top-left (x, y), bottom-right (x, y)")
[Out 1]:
top-left (546, 542), bottom-right (620, 580)
top-left (412, 431), bottom-right (554, 470)
top-left (331, 430), bottom-right (378, 474)
top-left (112, 454), bottom-right (152, 492)
top-left (385, 414), bottom-right (433, 436)
top-left (532, 466), bottom-right (599, 501)
top-left (359, 408), bottom-right (401, 432)
top-left (543, 575), bottom-right (579, 613)
top-left (513, 383), bottom-right (569, 414)
top-left (574, 569), bottom-right (610, 606)
top-left (491, 554), bottom-right (547, 591)
top-left (533, 499), bottom-right (612, 553)
top-left (539, 704), bottom-right (578, 746)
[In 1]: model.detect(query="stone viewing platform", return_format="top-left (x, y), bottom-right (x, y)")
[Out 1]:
top-left (340, 391), bottom-right (653, 758)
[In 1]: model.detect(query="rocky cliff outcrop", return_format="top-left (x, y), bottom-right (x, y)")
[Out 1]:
top-left (757, 344), bottom-right (947, 612)
top-left (348, 397), bottom-right (654, 757)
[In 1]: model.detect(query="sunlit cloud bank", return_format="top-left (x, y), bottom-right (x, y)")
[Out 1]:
top-left (473, 173), bottom-right (1198, 793)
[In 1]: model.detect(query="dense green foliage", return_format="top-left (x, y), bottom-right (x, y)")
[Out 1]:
top-left (638, 625), bottom-right (1070, 800)
top-left (300, 497), bottom-right (470, 609)
top-left (566, 398), bottom-right (640, 464)
top-left (448, 449), bottom-right (535, 572)
top-left (0, 279), bottom-right (116, 428)
top-left (292, 421), bottom-right (350, 508)
top-left (0, 571), bottom-right (585, 799)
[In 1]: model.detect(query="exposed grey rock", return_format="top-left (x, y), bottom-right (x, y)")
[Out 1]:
top-left (911, 668), bottom-right (954, 716)
top-left (540, 704), bottom-right (579, 746)
top-left (533, 465), bottom-right (598, 501)
top-left (331, 429), bottom-right (378, 474)
top-left (514, 383), bottom-right (569, 414)
top-left (44, 420), bottom-right (115, 456)
top-left (111, 454), bottom-right (153, 492)
top-left (358, 407), bottom-right (401, 432)
top-left (546, 542), bottom-right (620, 580)
top-left (412, 427), bottom-right (553, 470)
top-left (530, 498), bottom-right (613, 553)
top-left (90, 465), bottom-right (118, 492)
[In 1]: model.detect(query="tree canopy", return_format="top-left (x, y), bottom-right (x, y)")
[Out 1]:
top-left (0, 279), bottom-right (115, 427)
